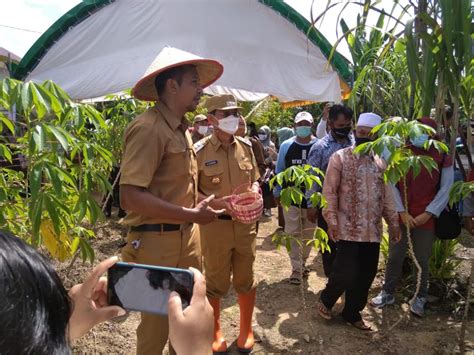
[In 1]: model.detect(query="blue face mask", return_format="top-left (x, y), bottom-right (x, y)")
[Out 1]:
top-left (295, 126), bottom-right (312, 138)
top-left (411, 134), bottom-right (429, 148)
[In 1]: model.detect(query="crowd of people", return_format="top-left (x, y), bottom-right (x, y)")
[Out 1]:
top-left (0, 49), bottom-right (465, 355)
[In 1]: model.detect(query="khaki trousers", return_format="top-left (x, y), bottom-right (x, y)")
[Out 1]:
top-left (283, 206), bottom-right (316, 273)
top-left (200, 219), bottom-right (257, 298)
top-left (121, 224), bottom-right (201, 355)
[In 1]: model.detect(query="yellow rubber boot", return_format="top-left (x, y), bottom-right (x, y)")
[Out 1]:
top-left (237, 289), bottom-right (256, 352)
top-left (208, 298), bottom-right (228, 353)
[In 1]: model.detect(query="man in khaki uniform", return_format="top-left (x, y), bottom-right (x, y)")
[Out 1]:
top-left (195, 94), bottom-right (261, 353)
top-left (119, 47), bottom-right (224, 354)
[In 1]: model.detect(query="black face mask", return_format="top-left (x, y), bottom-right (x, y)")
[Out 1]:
top-left (355, 136), bottom-right (373, 146)
top-left (332, 126), bottom-right (352, 138)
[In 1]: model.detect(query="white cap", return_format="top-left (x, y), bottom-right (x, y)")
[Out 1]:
top-left (357, 113), bottom-right (381, 128)
top-left (294, 111), bottom-right (313, 124)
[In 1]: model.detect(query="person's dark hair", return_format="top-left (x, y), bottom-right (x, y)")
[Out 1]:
top-left (147, 271), bottom-right (172, 290)
top-left (247, 122), bottom-right (258, 138)
top-left (328, 104), bottom-right (353, 122)
top-left (154, 64), bottom-right (196, 96)
top-left (0, 231), bottom-right (71, 355)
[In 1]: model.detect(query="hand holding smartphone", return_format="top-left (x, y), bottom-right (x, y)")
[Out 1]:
top-left (108, 262), bottom-right (194, 315)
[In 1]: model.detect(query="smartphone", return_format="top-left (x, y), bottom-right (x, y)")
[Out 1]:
top-left (107, 262), bottom-right (194, 315)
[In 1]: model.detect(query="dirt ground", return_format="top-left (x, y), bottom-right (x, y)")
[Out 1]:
top-left (56, 211), bottom-right (474, 354)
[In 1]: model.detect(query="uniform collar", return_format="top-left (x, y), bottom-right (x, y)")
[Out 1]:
top-left (154, 102), bottom-right (184, 131)
top-left (209, 132), bottom-right (235, 151)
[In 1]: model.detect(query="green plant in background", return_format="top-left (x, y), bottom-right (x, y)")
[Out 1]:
top-left (245, 98), bottom-right (296, 131)
top-left (316, 1), bottom-right (412, 118)
top-left (429, 239), bottom-right (461, 280)
top-left (404, 0), bottom-right (472, 154)
top-left (316, 0), bottom-right (472, 152)
top-left (0, 78), bottom-right (115, 262)
top-left (269, 165), bottom-right (329, 253)
top-left (96, 90), bottom-right (151, 160)
top-left (449, 180), bottom-right (474, 206)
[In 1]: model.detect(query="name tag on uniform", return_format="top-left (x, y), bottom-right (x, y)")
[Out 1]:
top-left (205, 160), bottom-right (218, 166)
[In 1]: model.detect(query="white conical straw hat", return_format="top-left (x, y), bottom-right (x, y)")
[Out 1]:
top-left (132, 46), bottom-right (224, 101)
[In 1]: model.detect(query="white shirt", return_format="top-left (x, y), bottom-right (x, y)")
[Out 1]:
top-left (316, 118), bottom-right (328, 139)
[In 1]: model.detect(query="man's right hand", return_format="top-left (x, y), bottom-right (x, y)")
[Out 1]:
top-left (307, 208), bottom-right (318, 224)
top-left (327, 224), bottom-right (339, 242)
top-left (191, 195), bottom-right (226, 225)
top-left (322, 103), bottom-right (330, 121)
top-left (399, 212), bottom-right (416, 229)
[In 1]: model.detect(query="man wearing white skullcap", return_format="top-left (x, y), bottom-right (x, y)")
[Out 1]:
top-left (316, 112), bottom-right (401, 330)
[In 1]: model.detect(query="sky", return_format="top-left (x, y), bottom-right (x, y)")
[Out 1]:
top-left (0, 0), bottom-right (411, 62)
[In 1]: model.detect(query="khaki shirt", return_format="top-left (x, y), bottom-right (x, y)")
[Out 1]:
top-left (120, 103), bottom-right (197, 226)
top-left (195, 133), bottom-right (260, 198)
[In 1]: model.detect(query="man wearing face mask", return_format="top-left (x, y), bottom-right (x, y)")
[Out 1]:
top-left (194, 94), bottom-right (260, 353)
top-left (306, 104), bottom-right (354, 277)
top-left (371, 117), bottom-right (454, 317)
top-left (192, 114), bottom-right (210, 143)
top-left (317, 113), bottom-right (400, 330)
top-left (274, 111), bottom-right (318, 285)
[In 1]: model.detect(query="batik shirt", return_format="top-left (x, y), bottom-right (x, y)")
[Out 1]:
top-left (322, 146), bottom-right (399, 243)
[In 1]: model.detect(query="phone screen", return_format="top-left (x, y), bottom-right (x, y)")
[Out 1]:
top-left (108, 262), bottom-right (193, 315)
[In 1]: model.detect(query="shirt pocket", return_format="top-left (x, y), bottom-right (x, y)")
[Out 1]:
top-left (201, 164), bottom-right (225, 193)
top-left (164, 143), bottom-right (192, 176)
top-left (238, 159), bottom-right (254, 183)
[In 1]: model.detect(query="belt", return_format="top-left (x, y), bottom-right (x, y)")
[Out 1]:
top-left (130, 223), bottom-right (187, 233)
top-left (217, 214), bottom-right (233, 221)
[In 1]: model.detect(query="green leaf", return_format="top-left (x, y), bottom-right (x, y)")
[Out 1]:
top-left (71, 237), bottom-right (80, 254)
top-left (29, 82), bottom-right (49, 118)
top-left (29, 162), bottom-right (43, 202)
top-left (46, 124), bottom-right (69, 151)
top-left (44, 195), bottom-right (61, 236)
top-left (79, 238), bottom-right (95, 263)
top-left (30, 192), bottom-right (44, 243)
top-left (74, 193), bottom-right (87, 221)
top-left (0, 112), bottom-right (14, 134)
top-left (44, 163), bottom-right (63, 196)
top-left (0, 144), bottom-right (12, 162)
top-left (32, 124), bottom-right (46, 152)
top-left (280, 188), bottom-right (292, 208)
top-left (36, 83), bottom-right (62, 114)
top-left (20, 81), bottom-right (33, 114)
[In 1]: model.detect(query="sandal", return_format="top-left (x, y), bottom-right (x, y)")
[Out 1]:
top-left (347, 320), bottom-right (372, 331)
top-left (317, 302), bottom-right (332, 320)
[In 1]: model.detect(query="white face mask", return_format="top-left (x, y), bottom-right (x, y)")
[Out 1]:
top-left (258, 134), bottom-right (267, 141)
top-left (217, 115), bottom-right (239, 135)
top-left (197, 125), bottom-right (208, 136)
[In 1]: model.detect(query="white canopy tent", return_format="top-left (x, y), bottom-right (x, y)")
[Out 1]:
top-left (14, 0), bottom-right (352, 103)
